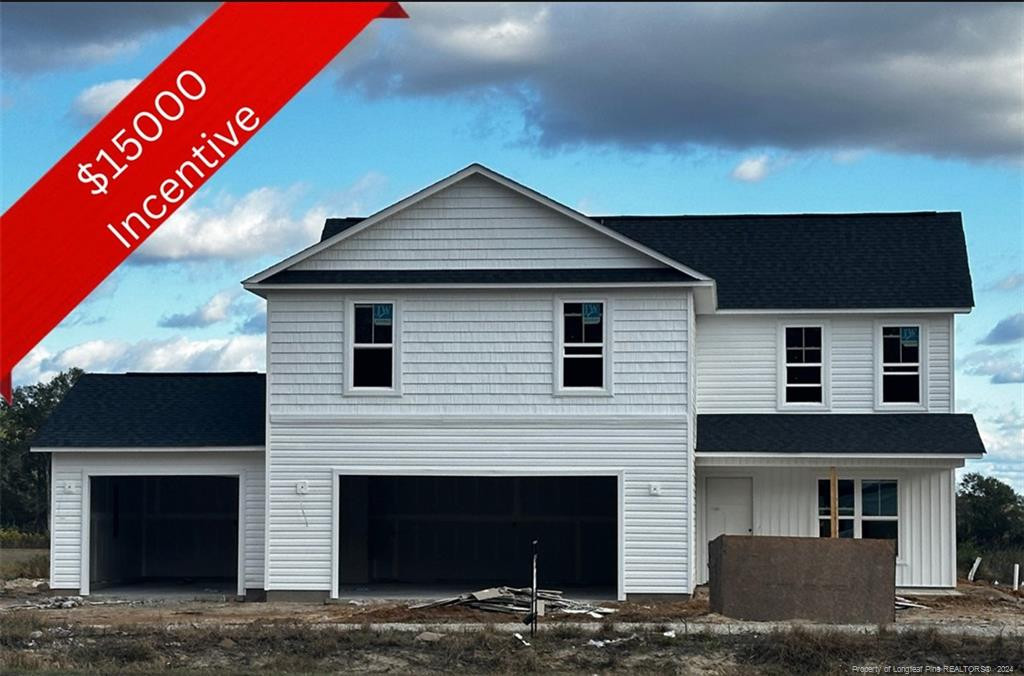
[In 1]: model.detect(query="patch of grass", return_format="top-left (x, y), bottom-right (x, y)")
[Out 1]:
top-left (958, 544), bottom-right (1024, 584)
top-left (0, 611), bottom-right (46, 647)
top-left (0, 528), bottom-right (49, 549)
top-left (0, 551), bottom-right (49, 579)
top-left (69, 637), bottom-right (157, 665)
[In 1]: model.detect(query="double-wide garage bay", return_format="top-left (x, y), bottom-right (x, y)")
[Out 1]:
top-left (338, 476), bottom-right (617, 590)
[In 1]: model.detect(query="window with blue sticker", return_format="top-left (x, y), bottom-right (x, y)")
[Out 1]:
top-left (881, 325), bottom-right (920, 403)
top-left (562, 302), bottom-right (604, 388)
top-left (353, 303), bottom-right (394, 388)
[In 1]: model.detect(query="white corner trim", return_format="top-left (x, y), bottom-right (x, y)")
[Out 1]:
top-left (243, 164), bottom-right (714, 286)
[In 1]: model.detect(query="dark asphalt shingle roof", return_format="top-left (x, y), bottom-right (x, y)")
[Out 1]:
top-left (33, 373), bottom-right (266, 448)
top-left (596, 212), bottom-right (974, 310)
top-left (696, 414), bottom-right (985, 455)
top-left (315, 212), bottom-right (973, 310)
top-left (263, 268), bottom-right (697, 285)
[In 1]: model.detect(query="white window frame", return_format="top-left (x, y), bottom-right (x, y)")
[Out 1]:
top-left (344, 299), bottom-right (402, 396)
top-left (815, 476), bottom-right (902, 562)
top-left (777, 321), bottom-right (830, 410)
top-left (554, 297), bottom-right (613, 396)
top-left (874, 320), bottom-right (926, 411)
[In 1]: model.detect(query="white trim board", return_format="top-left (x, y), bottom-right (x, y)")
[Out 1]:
top-left (243, 164), bottom-right (713, 286)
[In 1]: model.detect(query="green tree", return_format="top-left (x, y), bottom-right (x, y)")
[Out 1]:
top-left (957, 472), bottom-right (1024, 550)
top-left (0, 369), bottom-right (83, 533)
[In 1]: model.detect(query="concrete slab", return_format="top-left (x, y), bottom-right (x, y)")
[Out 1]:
top-left (331, 583), bottom-right (617, 603)
top-left (88, 578), bottom-right (237, 602)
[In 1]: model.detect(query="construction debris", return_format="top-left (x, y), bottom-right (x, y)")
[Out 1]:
top-left (9, 596), bottom-right (136, 611)
top-left (410, 587), bottom-right (618, 618)
top-left (414, 631), bottom-right (445, 642)
top-left (513, 632), bottom-right (531, 647)
top-left (895, 596), bottom-right (930, 610)
top-left (587, 634), bottom-right (637, 648)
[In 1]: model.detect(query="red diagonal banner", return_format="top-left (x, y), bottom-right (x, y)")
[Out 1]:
top-left (0, 2), bottom-right (406, 402)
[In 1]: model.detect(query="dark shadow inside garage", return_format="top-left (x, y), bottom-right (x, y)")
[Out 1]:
top-left (89, 476), bottom-right (238, 592)
top-left (339, 476), bottom-right (616, 590)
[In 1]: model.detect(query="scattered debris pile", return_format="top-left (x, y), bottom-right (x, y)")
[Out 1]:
top-left (410, 587), bottom-right (618, 619)
top-left (10, 595), bottom-right (135, 611)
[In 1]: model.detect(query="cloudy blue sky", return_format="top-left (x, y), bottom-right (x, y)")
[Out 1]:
top-left (2, 3), bottom-right (1021, 488)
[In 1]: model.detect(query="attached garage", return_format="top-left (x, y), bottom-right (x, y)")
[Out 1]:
top-left (338, 475), bottom-right (618, 592)
top-left (89, 476), bottom-right (239, 593)
top-left (33, 373), bottom-right (268, 597)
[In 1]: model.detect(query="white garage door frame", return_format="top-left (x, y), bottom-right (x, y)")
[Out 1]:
top-left (330, 467), bottom-right (626, 600)
top-left (79, 469), bottom-right (247, 597)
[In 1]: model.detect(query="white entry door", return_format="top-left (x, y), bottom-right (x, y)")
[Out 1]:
top-left (705, 477), bottom-right (753, 542)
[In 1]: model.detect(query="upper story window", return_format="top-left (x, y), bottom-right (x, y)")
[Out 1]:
top-left (560, 301), bottom-right (605, 389)
top-left (881, 325), bottom-right (920, 404)
top-left (783, 326), bottom-right (823, 404)
top-left (352, 302), bottom-right (394, 389)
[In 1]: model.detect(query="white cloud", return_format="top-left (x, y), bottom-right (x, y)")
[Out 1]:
top-left (731, 155), bottom-right (771, 182)
top-left (13, 335), bottom-right (266, 386)
top-left (831, 149), bottom-right (868, 165)
top-left (158, 290), bottom-right (238, 328)
top-left (132, 173), bottom-right (387, 264)
top-left (986, 272), bottom-right (1024, 292)
top-left (959, 402), bottom-right (1024, 493)
top-left (958, 348), bottom-right (1024, 384)
top-left (71, 78), bottom-right (141, 122)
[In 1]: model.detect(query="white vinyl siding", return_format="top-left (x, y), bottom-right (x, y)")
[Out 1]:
top-left (266, 418), bottom-right (689, 596)
top-left (696, 314), bottom-right (953, 413)
top-left (694, 462), bottom-right (957, 588)
top-left (265, 287), bottom-right (692, 596)
top-left (49, 452), bottom-right (265, 593)
top-left (291, 174), bottom-right (663, 271)
top-left (268, 289), bottom-right (689, 416)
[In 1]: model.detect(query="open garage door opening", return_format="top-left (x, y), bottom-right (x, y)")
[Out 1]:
top-left (339, 476), bottom-right (617, 596)
top-left (89, 476), bottom-right (238, 595)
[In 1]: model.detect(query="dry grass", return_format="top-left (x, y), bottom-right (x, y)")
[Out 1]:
top-left (0, 548), bottom-right (48, 580)
top-left (1, 613), bottom-right (1020, 675)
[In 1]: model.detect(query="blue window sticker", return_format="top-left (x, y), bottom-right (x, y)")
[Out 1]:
top-left (373, 303), bottom-right (393, 324)
top-left (900, 327), bottom-right (918, 347)
top-left (582, 302), bottom-right (602, 324)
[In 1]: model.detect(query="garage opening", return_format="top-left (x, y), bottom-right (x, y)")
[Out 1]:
top-left (339, 476), bottom-right (616, 592)
top-left (89, 476), bottom-right (238, 593)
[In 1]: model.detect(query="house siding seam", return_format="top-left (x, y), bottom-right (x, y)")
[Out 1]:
top-left (695, 314), bottom-right (952, 414)
top-left (49, 452), bottom-right (265, 592)
top-left (290, 174), bottom-right (663, 271)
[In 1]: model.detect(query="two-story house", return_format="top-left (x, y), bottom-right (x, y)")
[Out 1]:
top-left (33, 164), bottom-right (986, 600)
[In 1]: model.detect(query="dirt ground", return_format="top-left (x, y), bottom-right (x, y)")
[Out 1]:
top-left (1, 579), bottom-right (1021, 674)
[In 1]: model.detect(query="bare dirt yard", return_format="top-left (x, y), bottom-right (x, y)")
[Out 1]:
top-left (1, 579), bottom-right (1021, 674)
